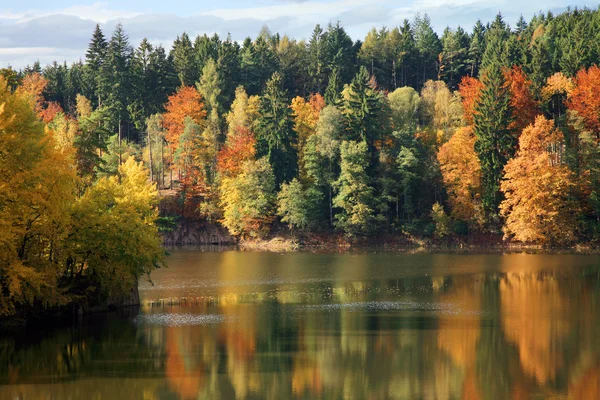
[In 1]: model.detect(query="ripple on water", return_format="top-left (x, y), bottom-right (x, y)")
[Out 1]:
top-left (299, 301), bottom-right (484, 316)
top-left (133, 313), bottom-right (226, 327)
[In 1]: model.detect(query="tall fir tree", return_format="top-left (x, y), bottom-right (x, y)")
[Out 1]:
top-left (473, 26), bottom-right (514, 219)
top-left (84, 24), bottom-right (108, 106)
top-left (256, 72), bottom-right (297, 186)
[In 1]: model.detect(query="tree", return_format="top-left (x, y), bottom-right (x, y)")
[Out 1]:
top-left (85, 24), bottom-right (108, 105)
top-left (197, 58), bottom-right (222, 115)
top-left (277, 178), bottom-right (322, 232)
top-left (256, 72), bottom-right (297, 186)
top-left (333, 140), bottom-right (384, 237)
top-left (437, 126), bottom-right (482, 224)
top-left (500, 116), bottom-right (577, 245)
top-left (69, 157), bottom-right (165, 302)
top-left (473, 40), bottom-right (514, 218)
top-left (342, 66), bottom-right (386, 168)
top-left (307, 24), bottom-right (328, 94)
top-left (290, 94), bottom-right (326, 180)
top-left (0, 77), bottom-right (76, 316)
top-left (504, 66), bottom-right (539, 137)
top-left (420, 80), bottom-right (463, 139)
top-left (97, 23), bottom-right (133, 155)
top-left (304, 105), bottom-right (344, 225)
top-left (163, 86), bottom-right (206, 149)
top-left (388, 86), bottom-right (421, 130)
top-left (466, 21), bottom-right (485, 77)
top-left (171, 33), bottom-right (198, 87)
top-left (458, 76), bottom-right (483, 125)
top-left (413, 14), bottom-right (442, 87)
top-left (219, 157), bottom-right (276, 238)
top-left (567, 65), bottom-right (600, 136)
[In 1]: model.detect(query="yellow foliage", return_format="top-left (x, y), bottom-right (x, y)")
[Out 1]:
top-left (542, 72), bottom-right (574, 101)
top-left (437, 126), bottom-right (482, 224)
top-left (500, 116), bottom-right (578, 245)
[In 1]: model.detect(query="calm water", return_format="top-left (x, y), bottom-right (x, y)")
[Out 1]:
top-left (2, 250), bottom-right (600, 399)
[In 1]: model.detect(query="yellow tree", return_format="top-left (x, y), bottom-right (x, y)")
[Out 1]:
top-left (0, 77), bottom-right (77, 316)
top-left (69, 157), bottom-right (165, 300)
top-left (500, 116), bottom-right (578, 245)
top-left (290, 93), bottom-right (325, 180)
top-left (437, 126), bottom-right (482, 225)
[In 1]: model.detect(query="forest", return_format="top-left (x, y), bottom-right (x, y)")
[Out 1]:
top-left (2, 7), bottom-right (600, 317)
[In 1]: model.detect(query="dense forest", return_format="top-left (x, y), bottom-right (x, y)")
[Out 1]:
top-left (2, 7), bottom-right (600, 317)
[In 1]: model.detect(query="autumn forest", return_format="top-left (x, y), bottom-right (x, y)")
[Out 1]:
top-left (2, 7), bottom-right (600, 318)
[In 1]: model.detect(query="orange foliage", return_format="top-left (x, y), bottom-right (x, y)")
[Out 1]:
top-left (437, 126), bottom-right (482, 223)
top-left (39, 102), bottom-right (64, 124)
top-left (500, 116), bottom-right (577, 245)
top-left (504, 66), bottom-right (539, 135)
top-left (567, 65), bottom-right (600, 136)
top-left (217, 126), bottom-right (256, 177)
top-left (458, 76), bottom-right (483, 126)
top-left (163, 86), bottom-right (207, 149)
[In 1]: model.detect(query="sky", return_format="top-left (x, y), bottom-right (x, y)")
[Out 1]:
top-left (0, 0), bottom-right (597, 69)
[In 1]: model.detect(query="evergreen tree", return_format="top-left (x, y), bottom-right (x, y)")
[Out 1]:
top-left (171, 33), bottom-right (198, 86)
top-left (333, 140), bottom-right (384, 237)
top-left (413, 13), bottom-right (441, 87)
top-left (342, 66), bottom-right (386, 169)
top-left (473, 42), bottom-right (514, 219)
top-left (97, 23), bottom-right (134, 155)
top-left (217, 35), bottom-right (241, 108)
top-left (256, 72), bottom-right (297, 186)
top-left (85, 24), bottom-right (108, 105)
top-left (467, 20), bottom-right (486, 77)
top-left (307, 24), bottom-right (329, 94)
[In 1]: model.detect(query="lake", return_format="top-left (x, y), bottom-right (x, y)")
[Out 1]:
top-left (1, 250), bottom-right (600, 399)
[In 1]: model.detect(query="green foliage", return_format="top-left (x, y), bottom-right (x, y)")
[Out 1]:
top-left (431, 202), bottom-right (450, 238)
top-left (277, 178), bottom-right (322, 232)
top-left (219, 157), bottom-right (276, 238)
top-left (256, 72), bottom-right (297, 186)
top-left (473, 60), bottom-right (514, 219)
top-left (333, 141), bottom-right (384, 237)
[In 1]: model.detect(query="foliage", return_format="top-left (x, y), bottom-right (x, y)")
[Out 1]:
top-left (219, 157), bottom-right (276, 238)
top-left (277, 178), bottom-right (322, 232)
top-left (437, 126), bottom-right (482, 225)
top-left (333, 141), bottom-right (384, 237)
top-left (500, 116), bottom-right (578, 245)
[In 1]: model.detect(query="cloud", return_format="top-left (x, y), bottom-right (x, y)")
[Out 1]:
top-left (1, 0), bottom-right (598, 68)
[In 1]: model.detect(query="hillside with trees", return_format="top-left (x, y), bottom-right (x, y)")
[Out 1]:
top-left (2, 8), bottom-right (600, 306)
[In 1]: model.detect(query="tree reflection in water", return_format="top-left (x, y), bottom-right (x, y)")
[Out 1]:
top-left (1, 251), bottom-right (600, 399)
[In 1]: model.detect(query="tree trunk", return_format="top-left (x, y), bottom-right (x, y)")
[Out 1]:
top-left (148, 130), bottom-right (153, 183)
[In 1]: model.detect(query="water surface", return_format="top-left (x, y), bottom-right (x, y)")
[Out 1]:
top-left (2, 250), bottom-right (600, 399)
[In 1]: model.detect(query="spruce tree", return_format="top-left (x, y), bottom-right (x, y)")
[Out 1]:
top-left (473, 32), bottom-right (514, 219)
top-left (467, 20), bottom-right (486, 77)
top-left (307, 24), bottom-right (329, 94)
top-left (171, 33), bottom-right (198, 86)
top-left (85, 24), bottom-right (107, 105)
top-left (256, 72), bottom-right (297, 186)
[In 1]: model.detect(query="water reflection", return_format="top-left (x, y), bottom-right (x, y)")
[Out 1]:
top-left (1, 251), bottom-right (600, 399)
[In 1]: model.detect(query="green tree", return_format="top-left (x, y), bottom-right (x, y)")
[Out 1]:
top-left (219, 157), bottom-right (276, 238)
top-left (171, 33), bottom-right (198, 86)
top-left (256, 72), bottom-right (297, 186)
top-left (333, 141), bottom-right (384, 237)
top-left (277, 178), bottom-right (322, 232)
top-left (473, 37), bottom-right (514, 219)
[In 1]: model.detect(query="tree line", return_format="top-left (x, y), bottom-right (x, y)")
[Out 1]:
top-left (2, 7), bottom-right (600, 256)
